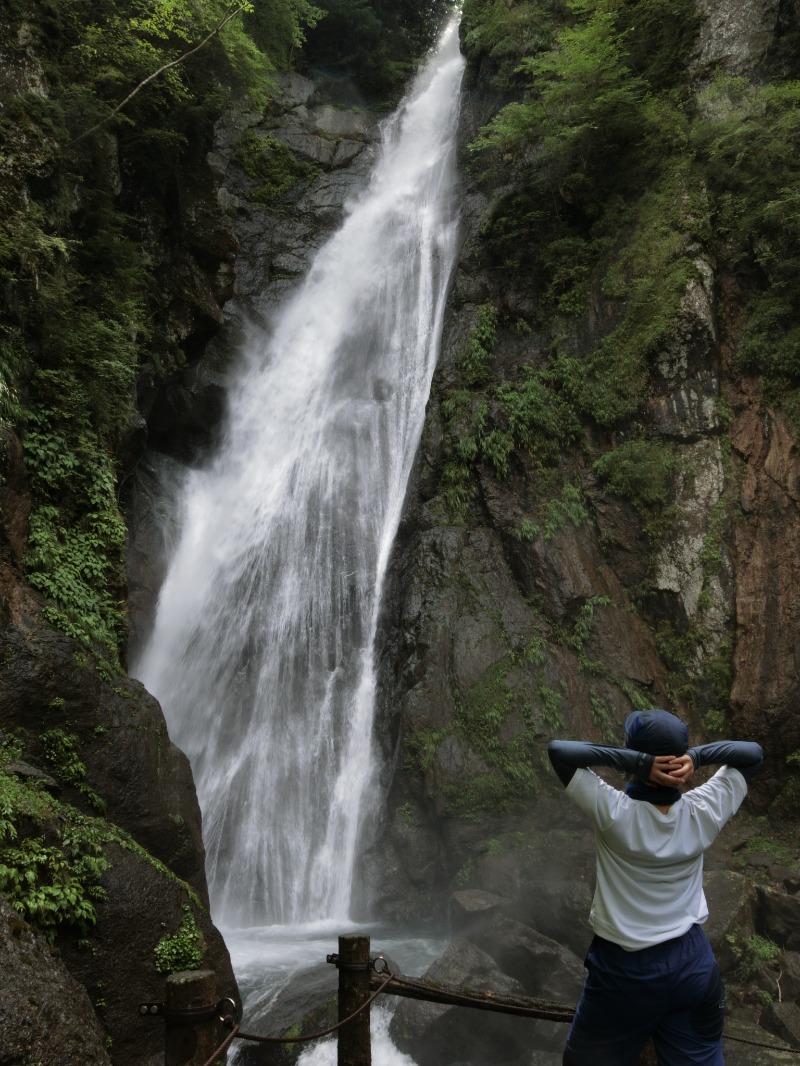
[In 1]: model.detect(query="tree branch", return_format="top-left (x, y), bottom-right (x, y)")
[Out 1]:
top-left (72, 2), bottom-right (248, 145)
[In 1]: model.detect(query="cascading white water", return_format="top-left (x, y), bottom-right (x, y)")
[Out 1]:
top-left (133, 20), bottom-right (465, 929)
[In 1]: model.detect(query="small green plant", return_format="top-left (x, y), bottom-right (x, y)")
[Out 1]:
top-left (454, 856), bottom-right (476, 888)
top-left (593, 440), bottom-right (677, 518)
top-left (41, 728), bottom-right (105, 812)
top-left (154, 904), bottom-right (206, 975)
top-left (541, 483), bottom-right (589, 541)
top-left (0, 761), bottom-right (201, 941)
top-left (733, 935), bottom-right (782, 981)
top-left (515, 519), bottom-right (540, 542)
top-left (705, 709), bottom-right (727, 734)
top-left (405, 727), bottom-right (446, 774)
top-left (538, 680), bottom-right (564, 731)
top-left (458, 303), bottom-right (499, 387)
top-left (231, 130), bottom-right (318, 204)
top-left (0, 770), bottom-right (109, 939)
top-left (568, 596), bottom-right (612, 651)
top-left (396, 803), bottom-right (415, 828)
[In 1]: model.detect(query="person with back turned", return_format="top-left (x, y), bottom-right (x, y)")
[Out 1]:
top-left (547, 708), bottom-right (763, 1065)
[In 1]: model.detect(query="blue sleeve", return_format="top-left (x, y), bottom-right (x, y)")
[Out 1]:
top-left (686, 741), bottom-right (764, 783)
top-left (547, 740), bottom-right (654, 787)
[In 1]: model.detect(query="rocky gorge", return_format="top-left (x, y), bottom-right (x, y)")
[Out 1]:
top-left (1, 0), bottom-right (800, 1064)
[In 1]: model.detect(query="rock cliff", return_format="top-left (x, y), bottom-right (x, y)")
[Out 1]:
top-left (0, 3), bottom-right (239, 1060)
top-left (365, 0), bottom-right (800, 921)
top-left (2, 0), bottom-right (800, 1063)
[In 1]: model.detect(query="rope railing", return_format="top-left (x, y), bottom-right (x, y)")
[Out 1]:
top-left (143, 936), bottom-right (800, 1066)
top-left (198, 968), bottom-right (396, 1066)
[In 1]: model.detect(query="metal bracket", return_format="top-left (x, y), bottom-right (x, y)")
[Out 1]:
top-left (326, 953), bottom-right (372, 971)
top-left (138, 998), bottom-right (240, 1023)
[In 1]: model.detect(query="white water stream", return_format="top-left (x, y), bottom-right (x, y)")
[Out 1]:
top-left (133, 19), bottom-right (464, 942)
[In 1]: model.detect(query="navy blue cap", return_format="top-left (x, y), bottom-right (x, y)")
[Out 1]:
top-left (624, 709), bottom-right (688, 755)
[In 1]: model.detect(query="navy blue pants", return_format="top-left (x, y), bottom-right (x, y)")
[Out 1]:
top-left (563, 924), bottom-right (725, 1065)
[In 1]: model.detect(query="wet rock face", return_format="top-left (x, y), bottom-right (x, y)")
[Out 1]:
top-left (390, 935), bottom-right (563, 1066)
top-left (0, 578), bottom-right (238, 1064)
top-left (729, 402), bottom-right (800, 809)
top-left (209, 70), bottom-right (379, 320)
top-left (59, 844), bottom-right (236, 1066)
top-left (0, 896), bottom-right (112, 1066)
top-left (363, 0), bottom-right (800, 937)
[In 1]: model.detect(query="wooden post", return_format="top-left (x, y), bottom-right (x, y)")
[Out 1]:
top-left (337, 933), bottom-right (371, 1066)
top-left (165, 969), bottom-right (223, 1066)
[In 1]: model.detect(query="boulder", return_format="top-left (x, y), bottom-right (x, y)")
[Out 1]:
top-left (58, 843), bottom-right (235, 1066)
top-left (703, 870), bottom-right (757, 969)
top-left (756, 886), bottom-right (800, 951)
top-left (468, 912), bottom-right (585, 1006)
top-left (450, 889), bottom-right (506, 935)
top-left (776, 950), bottom-right (800, 1002)
top-left (236, 962), bottom-right (338, 1065)
top-left (0, 895), bottom-right (111, 1066)
top-left (514, 877), bottom-right (594, 961)
top-left (762, 1002), bottom-right (800, 1050)
top-left (723, 1019), bottom-right (799, 1064)
top-left (389, 938), bottom-right (567, 1066)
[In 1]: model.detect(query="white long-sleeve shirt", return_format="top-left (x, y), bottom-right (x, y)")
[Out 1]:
top-left (566, 766), bottom-right (747, 950)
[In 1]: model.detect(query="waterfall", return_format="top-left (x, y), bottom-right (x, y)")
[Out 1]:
top-left (133, 20), bottom-right (465, 929)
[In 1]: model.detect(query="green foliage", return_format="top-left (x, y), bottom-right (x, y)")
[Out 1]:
top-left (154, 903), bottom-right (206, 974)
top-left (559, 167), bottom-right (705, 428)
top-left (439, 460), bottom-right (473, 521)
top-left (495, 367), bottom-right (581, 470)
top-left (0, 836), bottom-right (106, 938)
top-left (692, 77), bottom-right (800, 396)
top-left (41, 729), bottom-right (105, 812)
top-left (614, 0), bottom-right (703, 92)
top-left (458, 304), bottom-right (499, 387)
top-left (537, 679), bottom-right (564, 731)
top-left (439, 356), bottom-right (580, 507)
top-left (730, 934), bottom-right (782, 981)
top-left (705, 709), bottom-right (727, 734)
top-left (447, 657), bottom-right (540, 815)
top-left (515, 518), bottom-right (539, 541)
top-left (0, 330), bottom-right (28, 431)
top-left (0, 748), bottom-right (201, 941)
top-left (245, 0), bottom-right (325, 69)
top-left (396, 802), bottom-right (415, 827)
top-left (465, 0), bottom-right (714, 432)
top-left (567, 595), bottom-right (611, 650)
top-left (461, 0), bottom-right (564, 91)
top-left (23, 410), bottom-right (128, 669)
top-left (454, 856), bottom-right (476, 887)
top-left (540, 482), bottom-right (589, 540)
top-left (1, 0), bottom-right (337, 663)
top-left (232, 129), bottom-right (319, 204)
top-left (471, 0), bottom-right (678, 218)
top-left (593, 439), bottom-right (678, 535)
top-left (0, 768), bottom-right (108, 939)
top-left (405, 726), bottom-right (447, 774)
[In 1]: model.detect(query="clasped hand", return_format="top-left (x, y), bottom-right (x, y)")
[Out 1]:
top-left (648, 754), bottom-right (695, 787)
